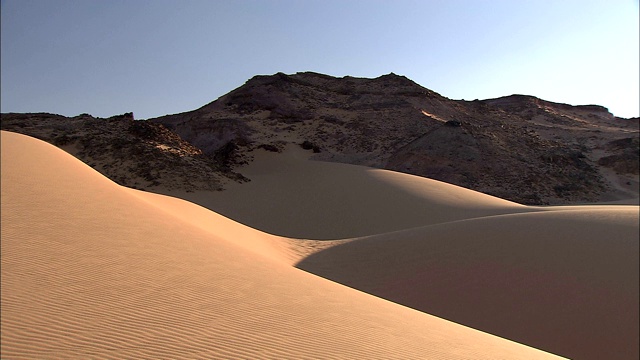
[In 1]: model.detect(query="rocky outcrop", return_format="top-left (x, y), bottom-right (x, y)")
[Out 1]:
top-left (598, 137), bottom-right (640, 175)
top-left (0, 112), bottom-right (241, 192)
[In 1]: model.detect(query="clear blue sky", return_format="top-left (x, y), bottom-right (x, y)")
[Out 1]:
top-left (1, 0), bottom-right (638, 119)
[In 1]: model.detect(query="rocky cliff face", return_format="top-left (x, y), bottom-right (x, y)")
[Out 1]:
top-left (150, 72), bottom-right (638, 205)
top-left (1, 112), bottom-right (244, 192)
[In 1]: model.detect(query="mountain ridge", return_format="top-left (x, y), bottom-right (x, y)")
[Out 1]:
top-left (150, 71), bottom-right (639, 205)
top-left (2, 71), bottom-right (638, 205)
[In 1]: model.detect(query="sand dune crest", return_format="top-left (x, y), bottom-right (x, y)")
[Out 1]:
top-left (169, 145), bottom-right (530, 239)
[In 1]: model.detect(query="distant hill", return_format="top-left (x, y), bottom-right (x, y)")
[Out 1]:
top-left (149, 72), bottom-right (639, 205)
top-left (2, 71), bottom-right (638, 204)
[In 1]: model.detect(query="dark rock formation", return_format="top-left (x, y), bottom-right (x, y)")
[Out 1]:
top-left (598, 137), bottom-right (640, 175)
top-left (300, 140), bottom-right (321, 153)
top-left (444, 120), bottom-right (462, 127)
top-left (0, 112), bottom-right (238, 192)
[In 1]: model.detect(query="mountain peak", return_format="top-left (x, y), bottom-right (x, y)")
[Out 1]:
top-left (143, 71), bottom-right (637, 205)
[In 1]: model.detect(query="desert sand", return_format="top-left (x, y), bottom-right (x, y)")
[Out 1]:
top-left (169, 145), bottom-right (531, 240)
top-left (1, 130), bottom-right (637, 359)
top-left (162, 144), bottom-right (639, 359)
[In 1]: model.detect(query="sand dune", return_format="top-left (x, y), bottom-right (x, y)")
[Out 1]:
top-left (1, 130), bottom-right (564, 359)
top-left (297, 208), bottom-right (639, 360)
top-left (160, 145), bottom-right (639, 359)
top-left (169, 145), bottom-right (530, 239)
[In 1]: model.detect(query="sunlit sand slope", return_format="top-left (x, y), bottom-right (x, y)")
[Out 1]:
top-left (297, 208), bottom-right (639, 360)
top-left (1, 131), bottom-right (562, 359)
top-left (171, 146), bottom-right (530, 239)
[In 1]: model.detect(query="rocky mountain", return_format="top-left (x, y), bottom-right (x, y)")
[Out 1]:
top-left (149, 72), bottom-right (639, 205)
top-left (0, 112), bottom-right (246, 192)
top-left (2, 72), bottom-right (637, 204)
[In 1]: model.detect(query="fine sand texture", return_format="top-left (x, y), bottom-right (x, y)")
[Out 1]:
top-left (1, 130), bottom-right (565, 359)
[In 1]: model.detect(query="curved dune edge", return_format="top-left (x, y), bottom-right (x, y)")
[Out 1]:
top-left (165, 145), bottom-right (639, 241)
top-left (1, 130), bottom-right (564, 359)
top-left (297, 208), bottom-right (640, 360)
top-left (150, 141), bottom-right (639, 358)
top-left (164, 145), bottom-right (530, 240)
